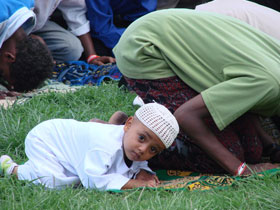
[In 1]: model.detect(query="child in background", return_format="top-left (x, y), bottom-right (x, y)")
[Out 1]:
top-left (0, 103), bottom-right (179, 190)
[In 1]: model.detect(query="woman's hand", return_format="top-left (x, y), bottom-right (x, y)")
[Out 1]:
top-left (90, 56), bottom-right (116, 66)
top-left (78, 33), bottom-right (116, 66)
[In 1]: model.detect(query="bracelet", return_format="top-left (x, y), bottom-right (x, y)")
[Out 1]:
top-left (235, 162), bottom-right (247, 176)
top-left (87, 54), bottom-right (100, 63)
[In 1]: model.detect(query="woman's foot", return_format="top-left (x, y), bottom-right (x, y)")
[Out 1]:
top-left (263, 143), bottom-right (280, 163)
top-left (271, 148), bottom-right (280, 163)
top-left (89, 118), bottom-right (108, 123)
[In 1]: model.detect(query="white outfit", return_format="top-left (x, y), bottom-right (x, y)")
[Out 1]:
top-left (17, 119), bottom-right (153, 191)
top-left (33, 0), bottom-right (89, 36)
top-left (195, 0), bottom-right (280, 40)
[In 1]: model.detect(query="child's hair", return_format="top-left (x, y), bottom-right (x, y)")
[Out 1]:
top-left (135, 103), bottom-right (179, 148)
top-left (10, 36), bottom-right (53, 92)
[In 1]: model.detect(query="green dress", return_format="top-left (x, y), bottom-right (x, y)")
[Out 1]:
top-left (113, 9), bottom-right (280, 130)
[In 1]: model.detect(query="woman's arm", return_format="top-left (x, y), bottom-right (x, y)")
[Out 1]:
top-left (174, 94), bottom-right (278, 175)
top-left (78, 33), bottom-right (115, 65)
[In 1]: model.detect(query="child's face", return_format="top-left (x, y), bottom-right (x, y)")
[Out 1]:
top-left (123, 116), bottom-right (166, 161)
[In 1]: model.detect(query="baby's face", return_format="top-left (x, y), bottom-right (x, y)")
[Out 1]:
top-left (123, 117), bottom-right (165, 161)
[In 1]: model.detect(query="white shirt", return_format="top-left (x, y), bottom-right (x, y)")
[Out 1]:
top-left (23, 119), bottom-right (153, 190)
top-left (196, 0), bottom-right (280, 40)
top-left (33, 0), bottom-right (90, 36)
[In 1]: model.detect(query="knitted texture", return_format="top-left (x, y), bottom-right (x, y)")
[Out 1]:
top-left (136, 103), bottom-right (179, 148)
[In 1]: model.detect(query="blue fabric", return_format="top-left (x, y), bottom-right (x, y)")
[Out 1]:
top-left (85, 0), bottom-right (157, 49)
top-left (0, 0), bottom-right (35, 47)
top-left (52, 61), bottom-right (122, 86)
top-left (0, 0), bottom-right (34, 22)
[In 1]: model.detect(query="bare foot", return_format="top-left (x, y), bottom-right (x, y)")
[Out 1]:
top-left (89, 118), bottom-right (108, 124)
top-left (109, 111), bottom-right (128, 125)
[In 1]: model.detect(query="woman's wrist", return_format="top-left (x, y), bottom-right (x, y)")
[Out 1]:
top-left (87, 54), bottom-right (100, 63)
top-left (235, 162), bottom-right (247, 176)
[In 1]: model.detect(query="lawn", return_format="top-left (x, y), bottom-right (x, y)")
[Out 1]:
top-left (1, 83), bottom-right (280, 209)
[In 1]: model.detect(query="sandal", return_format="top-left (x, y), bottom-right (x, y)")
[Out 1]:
top-left (263, 143), bottom-right (280, 163)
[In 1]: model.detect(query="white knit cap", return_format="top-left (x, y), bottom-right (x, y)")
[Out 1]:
top-left (135, 103), bottom-right (179, 148)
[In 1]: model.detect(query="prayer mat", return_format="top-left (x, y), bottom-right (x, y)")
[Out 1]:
top-left (154, 168), bottom-right (280, 191)
top-left (53, 61), bottom-right (122, 86)
top-left (110, 168), bottom-right (280, 192)
top-left (0, 80), bottom-right (79, 109)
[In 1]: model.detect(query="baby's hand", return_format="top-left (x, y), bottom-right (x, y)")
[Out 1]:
top-left (121, 178), bottom-right (159, 189)
top-left (145, 179), bottom-right (158, 188)
top-left (136, 170), bottom-right (160, 184)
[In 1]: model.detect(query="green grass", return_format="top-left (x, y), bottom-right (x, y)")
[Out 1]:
top-left (1, 83), bottom-right (280, 209)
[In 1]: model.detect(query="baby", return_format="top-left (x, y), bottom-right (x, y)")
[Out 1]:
top-left (0, 103), bottom-right (179, 190)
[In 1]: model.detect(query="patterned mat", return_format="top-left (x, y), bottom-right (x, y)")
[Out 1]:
top-left (155, 168), bottom-right (280, 191)
top-left (109, 168), bottom-right (280, 192)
